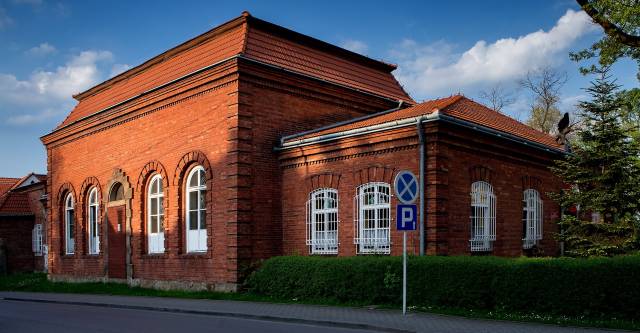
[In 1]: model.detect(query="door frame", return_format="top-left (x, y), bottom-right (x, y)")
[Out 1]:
top-left (103, 168), bottom-right (133, 281)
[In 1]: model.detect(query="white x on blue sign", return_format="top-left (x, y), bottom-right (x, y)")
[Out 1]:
top-left (394, 170), bottom-right (418, 204)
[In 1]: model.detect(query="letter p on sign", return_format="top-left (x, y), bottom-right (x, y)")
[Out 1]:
top-left (396, 204), bottom-right (417, 231)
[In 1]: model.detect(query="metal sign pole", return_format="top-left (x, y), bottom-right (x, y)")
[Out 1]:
top-left (394, 170), bottom-right (417, 317)
top-left (403, 231), bottom-right (407, 315)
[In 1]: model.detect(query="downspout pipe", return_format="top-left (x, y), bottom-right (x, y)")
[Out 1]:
top-left (416, 116), bottom-right (426, 256)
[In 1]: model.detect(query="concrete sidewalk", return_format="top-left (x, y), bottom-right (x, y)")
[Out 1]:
top-left (0, 291), bottom-right (628, 333)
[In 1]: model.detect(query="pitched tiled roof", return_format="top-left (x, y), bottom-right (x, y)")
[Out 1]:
top-left (284, 95), bottom-right (562, 150)
top-left (53, 12), bottom-right (412, 130)
top-left (0, 178), bottom-right (19, 198)
top-left (0, 192), bottom-right (32, 215)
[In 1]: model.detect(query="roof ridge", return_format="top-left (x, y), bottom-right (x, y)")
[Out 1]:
top-left (446, 96), bottom-right (556, 139)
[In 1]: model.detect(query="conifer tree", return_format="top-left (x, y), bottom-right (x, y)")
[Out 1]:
top-left (552, 67), bottom-right (640, 257)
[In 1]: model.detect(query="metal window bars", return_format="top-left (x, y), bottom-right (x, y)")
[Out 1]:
top-left (32, 224), bottom-right (43, 256)
top-left (354, 182), bottom-right (391, 254)
top-left (306, 188), bottom-right (339, 254)
top-left (470, 181), bottom-right (496, 252)
top-left (522, 188), bottom-right (543, 249)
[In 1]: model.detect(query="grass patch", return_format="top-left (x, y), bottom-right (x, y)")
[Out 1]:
top-left (0, 272), bottom-right (638, 331)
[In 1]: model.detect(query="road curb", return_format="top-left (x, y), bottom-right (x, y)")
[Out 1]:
top-left (0, 296), bottom-right (415, 333)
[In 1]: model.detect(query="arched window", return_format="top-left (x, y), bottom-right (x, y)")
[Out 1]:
top-left (64, 193), bottom-right (75, 254)
top-left (522, 189), bottom-right (543, 249)
top-left (306, 188), bottom-right (338, 254)
top-left (470, 181), bottom-right (496, 252)
top-left (87, 187), bottom-right (100, 254)
top-left (355, 182), bottom-right (390, 254)
top-left (186, 166), bottom-right (207, 253)
top-left (147, 175), bottom-right (164, 253)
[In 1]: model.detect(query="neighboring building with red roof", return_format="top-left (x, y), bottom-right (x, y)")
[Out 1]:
top-left (0, 173), bottom-right (47, 273)
top-left (41, 12), bottom-right (563, 290)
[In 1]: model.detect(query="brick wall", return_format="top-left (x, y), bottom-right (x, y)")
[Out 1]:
top-left (0, 216), bottom-right (35, 273)
top-left (43, 58), bottom-right (399, 287)
top-left (279, 122), bottom-right (562, 257)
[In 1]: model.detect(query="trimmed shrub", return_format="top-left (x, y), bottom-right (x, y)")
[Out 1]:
top-left (246, 255), bottom-right (640, 319)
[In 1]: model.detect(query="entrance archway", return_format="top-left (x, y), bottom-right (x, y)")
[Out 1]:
top-left (104, 169), bottom-right (133, 281)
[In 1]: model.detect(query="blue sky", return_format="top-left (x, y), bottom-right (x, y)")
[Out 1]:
top-left (0, 0), bottom-right (637, 177)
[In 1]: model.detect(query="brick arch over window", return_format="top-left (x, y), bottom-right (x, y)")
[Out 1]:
top-left (172, 151), bottom-right (213, 186)
top-left (78, 177), bottom-right (102, 256)
top-left (136, 160), bottom-right (169, 193)
top-left (305, 172), bottom-right (341, 193)
top-left (522, 175), bottom-right (543, 192)
top-left (353, 165), bottom-right (395, 186)
top-left (173, 151), bottom-right (213, 254)
top-left (469, 165), bottom-right (494, 183)
top-left (136, 160), bottom-right (169, 256)
top-left (57, 182), bottom-right (77, 256)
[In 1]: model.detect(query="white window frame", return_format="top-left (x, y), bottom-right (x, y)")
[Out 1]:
top-left (354, 182), bottom-right (391, 254)
top-left (522, 188), bottom-right (543, 249)
top-left (186, 166), bottom-right (207, 253)
top-left (470, 181), bottom-right (496, 252)
top-left (64, 193), bottom-right (75, 254)
top-left (87, 187), bottom-right (100, 254)
top-left (306, 188), bottom-right (339, 254)
top-left (147, 174), bottom-right (165, 254)
top-left (32, 224), bottom-right (43, 256)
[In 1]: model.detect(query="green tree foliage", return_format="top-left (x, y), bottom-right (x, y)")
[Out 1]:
top-left (618, 88), bottom-right (640, 138)
top-left (551, 68), bottom-right (640, 256)
top-left (572, 0), bottom-right (640, 79)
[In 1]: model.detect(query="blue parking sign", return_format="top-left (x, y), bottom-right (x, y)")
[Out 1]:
top-left (396, 204), bottom-right (417, 231)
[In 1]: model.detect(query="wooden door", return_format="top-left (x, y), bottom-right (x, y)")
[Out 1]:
top-left (107, 205), bottom-right (126, 279)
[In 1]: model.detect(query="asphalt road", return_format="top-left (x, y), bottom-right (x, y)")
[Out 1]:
top-left (0, 299), bottom-right (382, 333)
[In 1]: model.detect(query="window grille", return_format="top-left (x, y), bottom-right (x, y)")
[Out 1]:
top-left (186, 166), bottom-right (207, 253)
top-left (354, 182), bottom-right (391, 254)
top-left (306, 188), bottom-right (339, 254)
top-left (148, 174), bottom-right (165, 254)
top-left (87, 187), bottom-right (100, 254)
top-left (32, 224), bottom-right (43, 256)
top-left (522, 188), bottom-right (543, 249)
top-left (470, 181), bottom-right (496, 252)
top-left (65, 193), bottom-right (75, 254)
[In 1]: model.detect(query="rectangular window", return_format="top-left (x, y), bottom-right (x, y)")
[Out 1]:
top-left (354, 183), bottom-right (390, 254)
top-left (306, 189), bottom-right (339, 254)
top-left (32, 224), bottom-right (43, 256)
top-left (470, 181), bottom-right (496, 252)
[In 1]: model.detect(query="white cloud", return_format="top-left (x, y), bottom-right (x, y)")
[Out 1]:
top-left (392, 9), bottom-right (599, 99)
top-left (340, 39), bottom-right (368, 54)
top-left (25, 43), bottom-right (57, 56)
top-left (110, 63), bottom-right (131, 77)
top-left (1, 50), bottom-right (115, 125)
top-left (0, 7), bottom-right (13, 29)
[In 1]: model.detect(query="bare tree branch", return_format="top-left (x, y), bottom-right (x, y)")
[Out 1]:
top-left (520, 67), bottom-right (567, 134)
top-left (479, 85), bottom-right (515, 113)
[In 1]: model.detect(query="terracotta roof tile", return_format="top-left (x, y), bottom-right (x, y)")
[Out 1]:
top-left (243, 28), bottom-right (412, 102)
top-left (53, 13), bottom-right (412, 131)
top-left (285, 95), bottom-right (562, 151)
top-left (0, 178), bottom-right (19, 198)
top-left (0, 191), bottom-right (32, 215)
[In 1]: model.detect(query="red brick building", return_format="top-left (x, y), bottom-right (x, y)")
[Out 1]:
top-left (0, 174), bottom-right (47, 273)
top-left (41, 12), bottom-right (563, 290)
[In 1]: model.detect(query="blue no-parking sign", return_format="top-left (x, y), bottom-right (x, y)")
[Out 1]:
top-left (394, 170), bottom-right (420, 316)
top-left (394, 170), bottom-right (418, 204)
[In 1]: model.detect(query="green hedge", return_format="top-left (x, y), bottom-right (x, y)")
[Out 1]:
top-left (246, 255), bottom-right (640, 319)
